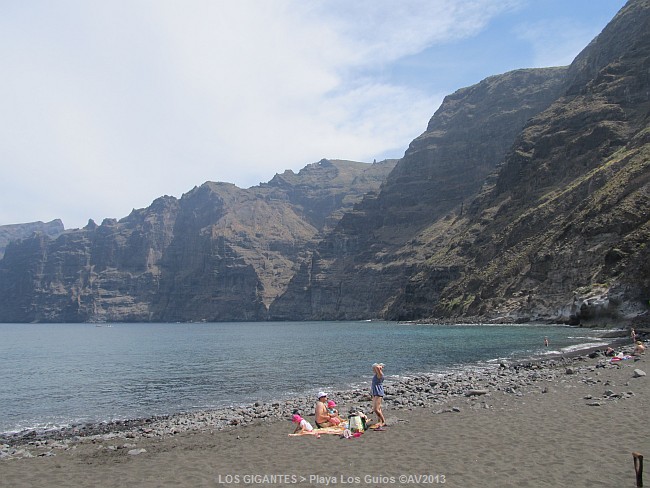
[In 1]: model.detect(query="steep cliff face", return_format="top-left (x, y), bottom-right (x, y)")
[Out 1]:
top-left (0, 220), bottom-right (64, 259)
top-left (150, 159), bottom-right (396, 322)
top-left (2, 2), bottom-right (647, 326)
top-left (0, 198), bottom-right (180, 322)
top-left (269, 68), bottom-right (569, 320)
top-left (0, 160), bottom-right (394, 322)
top-left (388, 0), bottom-right (650, 326)
top-left (383, 67), bottom-right (570, 229)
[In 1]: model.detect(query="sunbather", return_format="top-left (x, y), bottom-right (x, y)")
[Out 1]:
top-left (292, 414), bottom-right (314, 434)
top-left (315, 392), bottom-right (335, 427)
top-left (634, 341), bottom-right (646, 355)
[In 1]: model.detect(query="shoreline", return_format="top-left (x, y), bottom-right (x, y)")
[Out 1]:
top-left (1, 338), bottom-right (647, 487)
top-left (0, 334), bottom-right (638, 451)
top-left (0, 322), bottom-right (630, 443)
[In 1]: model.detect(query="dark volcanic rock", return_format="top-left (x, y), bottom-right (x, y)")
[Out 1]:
top-left (0, 220), bottom-right (64, 260)
top-left (393, 0), bottom-right (650, 326)
top-left (0, 198), bottom-right (179, 322)
top-left (0, 160), bottom-right (395, 322)
top-left (269, 68), bottom-right (569, 321)
top-left (2, 2), bottom-right (648, 326)
top-left (272, 0), bottom-right (650, 325)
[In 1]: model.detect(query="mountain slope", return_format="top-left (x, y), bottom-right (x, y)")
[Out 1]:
top-left (387, 0), bottom-right (650, 326)
top-left (2, 1), bottom-right (647, 326)
top-left (269, 67), bottom-right (569, 320)
top-left (0, 159), bottom-right (395, 322)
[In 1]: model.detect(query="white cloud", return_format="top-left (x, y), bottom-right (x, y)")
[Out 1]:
top-left (303, 0), bottom-right (523, 63)
top-left (0, 0), bottom-right (586, 229)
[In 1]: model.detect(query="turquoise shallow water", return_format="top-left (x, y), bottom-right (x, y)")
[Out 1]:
top-left (0, 321), bottom-right (609, 433)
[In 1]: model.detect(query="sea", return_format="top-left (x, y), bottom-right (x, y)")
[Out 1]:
top-left (0, 321), bottom-right (612, 435)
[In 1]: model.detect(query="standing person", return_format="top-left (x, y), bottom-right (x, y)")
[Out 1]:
top-left (371, 363), bottom-right (386, 428)
top-left (544, 337), bottom-right (549, 347)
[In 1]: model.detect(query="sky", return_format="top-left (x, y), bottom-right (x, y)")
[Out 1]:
top-left (0, 0), bottom-right (627, 229)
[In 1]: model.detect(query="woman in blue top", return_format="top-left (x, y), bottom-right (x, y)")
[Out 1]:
top-left (371, 362), bottom-right (386, 427)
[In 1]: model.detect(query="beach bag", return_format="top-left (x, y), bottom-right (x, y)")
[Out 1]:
top-left (348, 414), bottom-right (365, 433)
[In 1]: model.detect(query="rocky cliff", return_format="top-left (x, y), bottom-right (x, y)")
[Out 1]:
top-left (271, 0), bottom-right (650, 326)
top-left (0, 160), bottom-right (395, 322)
top-left (269, 67), bottom-right (570, 320)
top-left (0, 220), bottom-right (64, 260)
top-left (384, 0), bottom-right (650, 326)
top-left (2, 1), bottom-right (648, 327)
top-left (461, 0), bottom-right (649, 324)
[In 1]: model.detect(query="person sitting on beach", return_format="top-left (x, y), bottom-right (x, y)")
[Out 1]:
top-left (326, 400), bottom-right (341, 426)
top-left (633, 341), bottom-right (646, 356)
top-left (604, 347), bottom-right (616, 357)
top-left (314, 392), bottom-right (335, 428)
top-left (292, 414), bottom-right (315, 434)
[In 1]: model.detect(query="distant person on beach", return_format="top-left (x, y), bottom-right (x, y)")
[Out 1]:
top-left (292, 414), bottom-right (314, 434)
top-left (314, 392), bottom-right (334, 428)
top-left (634, 341), bottom-right (646, 356)
top-left (371, 363), bottom-right (386, 427)
top-left (631, 328), bottom-right (637, 342)
top-left (544, 337), bottom-right (549, 347)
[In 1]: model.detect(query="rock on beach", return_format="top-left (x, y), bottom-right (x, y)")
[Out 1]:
top-left (0, 341), bottom-right (645, 462)
top-left (0, 340), bottom-right (647, 488)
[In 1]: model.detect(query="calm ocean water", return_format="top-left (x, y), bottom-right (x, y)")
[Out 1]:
top-left (0, 321), bottom-right (609, 434)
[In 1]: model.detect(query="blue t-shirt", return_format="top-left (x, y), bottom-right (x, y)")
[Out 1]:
top-left (371, 374), bottom-right (384, 397)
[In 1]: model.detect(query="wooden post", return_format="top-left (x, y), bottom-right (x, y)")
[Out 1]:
top-left (633, 452), bottom-right (644, 488)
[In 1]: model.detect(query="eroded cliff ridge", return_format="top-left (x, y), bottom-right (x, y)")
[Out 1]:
top-left (402, 0), bottom-right (650, 326)
top-left (0, 160), bottom-right (395, 322)
top-left (269, 67), bottom-right (570, 320)
top-left (271, 0), bottom-right (650, 326)
top-left (2, 0), bottom-right (649, 326)
top-left (0, 220), bottom-right (64, 260)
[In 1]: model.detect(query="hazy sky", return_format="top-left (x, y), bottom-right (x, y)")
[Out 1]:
top-left (1, 0), bottom-right (626, 229)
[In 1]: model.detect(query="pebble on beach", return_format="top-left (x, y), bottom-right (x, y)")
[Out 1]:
top-left (1, 340), bottom-right (645, 461)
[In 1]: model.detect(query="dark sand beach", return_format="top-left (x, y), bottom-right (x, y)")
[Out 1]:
top-left (2, 342), bottom-right (648, 488)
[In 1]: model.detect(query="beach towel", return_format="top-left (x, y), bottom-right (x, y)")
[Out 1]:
top-left (610, 355), bottom-right (632, 363)
top-left (288, 426), bottom-right (345, 437)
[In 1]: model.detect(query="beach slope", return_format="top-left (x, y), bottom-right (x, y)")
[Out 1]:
top-left (2, 351), bottom-right (648, 487)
